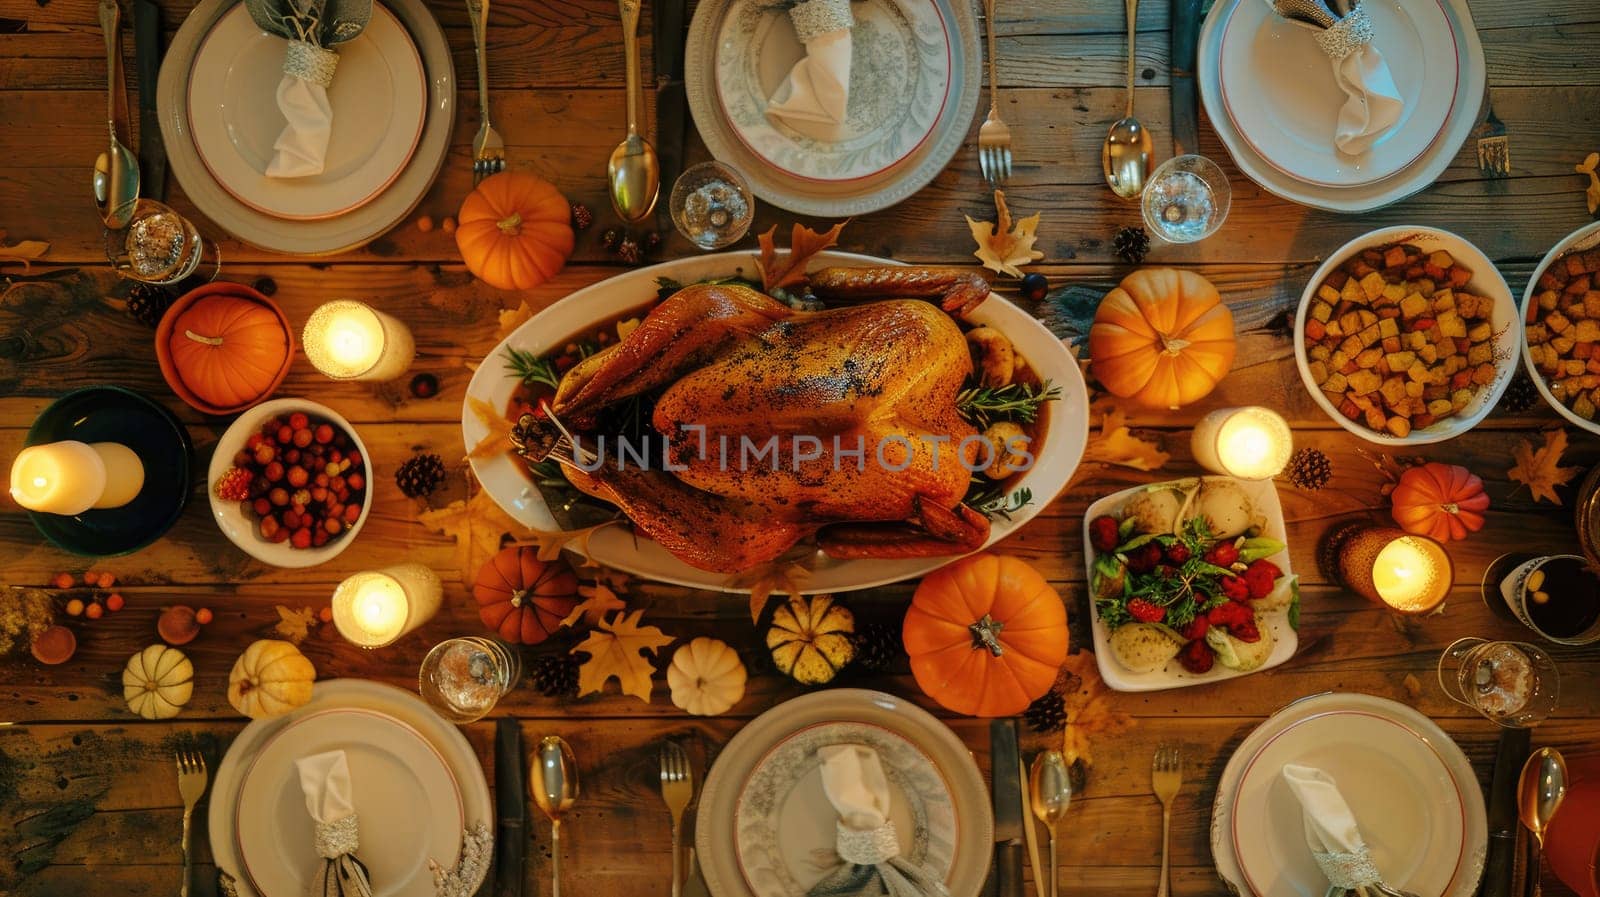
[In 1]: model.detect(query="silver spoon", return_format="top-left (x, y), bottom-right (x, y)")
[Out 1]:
top-left (94, 0), bottom-right (140, 229)
top-left (1102, 0), bottom-right (1152, 199)
top-left (1518, 746), bottom-right (1569, 889)
top-left (607, 0), bottom-right (660, 223)
top-left (532, 736), bottom-right (579, 897)
top-left (1029, 751), bottom-right (1072, 897)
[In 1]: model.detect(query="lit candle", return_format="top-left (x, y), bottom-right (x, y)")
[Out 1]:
top-left (302, 300), bottom-right (416, 382)
top-left (331, 563), bottom-right (443, 648)
top-left (9, 440), bottom-right (147, 514)
top-left (1324, 523), bottom-right (1452, 615)
top-left (1191, 406), bottom-right (1294, 480)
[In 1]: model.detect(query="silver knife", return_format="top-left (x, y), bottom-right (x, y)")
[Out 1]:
top-left (1170, 0), bottom-right (1202, 158)
top-left (989, 719), bottom-right (1025, 897)
top-left (134, 0), bottom-right (167, 201)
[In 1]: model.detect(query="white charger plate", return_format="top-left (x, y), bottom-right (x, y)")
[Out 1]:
top-left (1199, 0), bottom-right (1484, 213)
top-left (236, 708), bottom-right (464, 897)
top-left (209, 680), bottom-right (492, 897)
top-left (1229, 710), bottom-right (1466, 897)
top-left (461, 251), bottom-right (1090, 594)
top-left (1210, 692), bottom-right (1487, 897)
top-left (188, 3), bottom-right (426, 220)
top-left (1084, 476), bottom-right (1298, 692)
top-left (1217, 0), bottom-right (1458, 187)
top-left (697, 690), bottom-right (991, 897)
top-left (159, 0), bottom-right (454, 255)
top-left (714, 0), bottom-right (951, 182)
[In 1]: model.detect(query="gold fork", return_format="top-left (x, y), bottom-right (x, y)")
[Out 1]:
top-left (1474, 96), bottom-right (1509, 178)
top-left (176, 749), bottom-right (209, 897)
top-left (660, 742), bottom-right (694, 897)
top-left (1151, 744), bottom-right (1182, 897)
top-left (976, 0), bottom-right (1012, 184)
top-left (466, 0), bottom-right (505, 184)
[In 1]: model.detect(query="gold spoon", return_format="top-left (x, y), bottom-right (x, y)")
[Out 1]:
top-left (606, 0), bottom-right (660, 223)
top-left (1102, 0), bottom-right (1152, 199)
top-left (94, 0), bottom-right (140, 229)
top-left (1518, 746), bottom-right (1568, 888)
top-left (532, 736), bottom-right (579, 897)
top-left (1029, 751), bottom-right (1072, 897)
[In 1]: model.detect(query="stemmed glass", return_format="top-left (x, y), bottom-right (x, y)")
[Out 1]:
top-left (1437, 637), bottom-right (1560, 727)
top-left (419, 636), bottom-right (521, 723)
top-left (1141, 154), bottom-right (1232, 243)
top-left (103, 199), bottom-right (219, 285)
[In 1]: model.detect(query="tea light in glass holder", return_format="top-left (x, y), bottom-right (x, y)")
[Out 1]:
top-left (302, 300), bottom-right (416, 382)
top-left (1190, 406), bottom-right (1293, 480)
top-left (1323, 522), bottom-right (1453, 615)
top-left (330, 563), bottom-right (443, 648)
top-left (9, 440), bottom-right (145, 514)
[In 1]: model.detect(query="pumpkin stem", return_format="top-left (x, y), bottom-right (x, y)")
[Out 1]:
top-left (1441, 502), bottom-right (1460, 515)
top-left (968, 614), bottom-right (1005, 657)
top-left (509, 588), bottom-right (530, 609)
top-left (497, 213), bottom-right (524, 236)
top-left (1156, 330), bottom-right (1190, 355)
top-left (184, 329), bottom-right (225, 347)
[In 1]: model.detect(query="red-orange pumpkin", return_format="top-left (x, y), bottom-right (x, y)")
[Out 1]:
top-left (158, 283), bottom-right (294, 415)
top-left (1391, 462), bottom-right (1489, 542)
top-left (473, 547), bottom-right (580, 645)
top-left (903, 553), bottom-right (1068, 717)
top-left (456, 171), bottom-right (575, 291)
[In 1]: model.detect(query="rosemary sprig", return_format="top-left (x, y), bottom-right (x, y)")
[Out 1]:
top-left (503, 347), bottom-right (561, 390)
top-left (956, 380), bottom-right (1062, 428)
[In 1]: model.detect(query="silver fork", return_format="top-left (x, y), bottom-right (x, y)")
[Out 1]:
top-left (1474, 92), bottom-right (1509, 178)
top-left (466, 0), bottom-right (505, 184)
top-left (176, 750), bottom-right (209, 897)
top-left (1151, 744), bottom-right (1183, 897)
top-left (660, 742), bottom-right (694, 897)
top-left (977, 0), bottom-right (1012, 184)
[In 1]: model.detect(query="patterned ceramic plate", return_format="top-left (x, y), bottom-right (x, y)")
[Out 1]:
top-left (733, 722), bottom-right (957, 897)
top-left (714, 0), bottom-right (952, 182)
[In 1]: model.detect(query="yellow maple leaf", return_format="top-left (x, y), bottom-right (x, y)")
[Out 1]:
top-left (1508, 429), bottom-right (1580, 505)
top-left (757, 221), bottom-right (848, 293)
top-left (560, 583), bottom-right (627, 628)
top-left (570, 610), bottom-right (675, 702)
top-left (734, 561), bottom-right (811, 624)
top-left (509, 519), bottom-right (621, 563)
top-left (273, 606), bottom-right (319, 644)
top-left (1058, 651), bottom-right (1134, 768)
top-left (466, 395), bottom-right (516, 460)
top-left (1082, 407), bottom-right (1170, 471)
top-left (966, 190), bottom-right (1043, 279)
top-left (497, 301), bottom-right (535, 340)
top-left (1578, 153), bottom-right (1600, 216)
top-left (415, 486), bottom-right (525, 583)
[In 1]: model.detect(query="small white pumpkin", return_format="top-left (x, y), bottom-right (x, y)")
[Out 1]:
top-left (123, 645), bottom-right (194, 720)
top-left (667, 637), bottom-right (747, 716)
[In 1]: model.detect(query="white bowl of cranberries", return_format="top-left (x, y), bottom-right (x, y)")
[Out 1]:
top-left (207, 398), bottom-right (373, 568)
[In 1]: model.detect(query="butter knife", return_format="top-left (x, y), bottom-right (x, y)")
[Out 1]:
top-left (1481, 726), bottom-right (1532, 897)
top-left (133, 0), bottom-right (166, 201)
top-left (652, 0), bottom-right (688, 228)
top-left (989, 720), bottom-right (1025, 897)
top-left (494, 719), bottom-right (527, 897)
top-left (1170, 0), bottom-right (1202, 157)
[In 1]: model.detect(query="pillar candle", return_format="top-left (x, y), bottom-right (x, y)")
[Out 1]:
top-left (1191, 406), bottom-right (1293, 480)
top-left (1326, 523), bottom-right (1453, 615)
top-left (302, 300), bottom-right (416, 382)
top-left (9, 440), bottom-right (145, 514)
top-left (331, 563), bottom-right (443, 648)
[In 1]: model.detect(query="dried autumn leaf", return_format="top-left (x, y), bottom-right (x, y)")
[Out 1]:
top-left (1508, 429), bottom-right (1580, 505)
top-left (510, 519), bottom-right (620, 563)
top-left (1082, 407), bottom-right (1170, 471)
top-left (1578, 152), bottom-right (1600, 215)
top-left (466, 395), bottom-right (516, 460)
top-left (0, 231), bottom-right (48, 271)
top-left (497, 301), bottom-right (535, 340)
top-left (570, 610), bottom-right (675, 702)
top-left (560, 583), bottom-right (627, 629)
top-left (1058, 651), bottom-right (1133, 768)
top-left (273, 606), bottom-right (319, 645)
top-left (416, 486), bottom-right (525, 583)
top-left (757, 221), bottom-right (847, 293)
top-left (966, 190), bottom-right (1043, 279)
top-left (734, 561), bottom-right (811, 623)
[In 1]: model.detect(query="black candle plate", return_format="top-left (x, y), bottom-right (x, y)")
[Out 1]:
top-left (23, 386), bottom-right (194, 557)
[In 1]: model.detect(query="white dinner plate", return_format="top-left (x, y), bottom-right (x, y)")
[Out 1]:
top-left (1210, 693), bottom-right (1487, 897)
top-left (734, 722), bottom-right (957, 897)
top-left (188, 3), bottom-right (426, 220)
top-left (159, 0), bottom-right (455, 255)
top-left (1198, 0), bottom-right (1484, 213)
top-left (1230, 711), bottom-right (1466, 897)
top-left (461, 250), bottom-right (1090, 594)
top-left (687, 0), bottom-right (978, 215)
top-left (714, 0), bottom-right (951, 182)
top-left (236, 708), bottom-right (463, 897)
top-left (1217, 0), bottom-right (1458, 187)
top-left (209, 680), bottom-right (492, 897)
top-left (697, 690), bottom-right (991, 897)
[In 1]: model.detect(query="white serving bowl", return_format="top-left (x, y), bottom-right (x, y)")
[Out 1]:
top-left (1294, 225), bottom-right (1518, 445)
top-left (207, 398), bottom-right (373, 568)
top-left (1520, 220), bottom-right (1600, 436)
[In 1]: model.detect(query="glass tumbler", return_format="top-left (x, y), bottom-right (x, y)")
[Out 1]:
top-left (419, 636), bottom-right (522, 723)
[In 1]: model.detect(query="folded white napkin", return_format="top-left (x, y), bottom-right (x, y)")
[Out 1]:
top-left (267, 40), bottom-right (341, 178)
top-left (807, 744), bottom-right (948, 897)
top-left (767, 0), bottom-right (854, 128)
top-left (1272, 0), bottom-right (1403, 156)
top-left (1281, 764), bottom-right (1383, 891)
top-left (296, 749), bottom-right (375, 897)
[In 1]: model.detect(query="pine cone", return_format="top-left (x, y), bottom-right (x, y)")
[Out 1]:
top-left (1499, 374), bottom-right (1540, 414)
top-left (530, 653), bottom-right (579, 698)
top-left (1113, 226), bottom-right (1151, 265)
top-left (1024, 688), bottom-right (1067, 734)
top-left (851, 620), bottom-right (905, 673)
top-left (570, 203), bottom-right (594, 232)
top-left (395, 452), bottom-right (447, 498)
top-left (1286, 447), bottom-right (1332, 491)
top-left (617, 236), bottom-right (643, 266)
top-left (125, 283), bottom-right (175, 327)
top-left (601, 228), bottom-right (622, 250)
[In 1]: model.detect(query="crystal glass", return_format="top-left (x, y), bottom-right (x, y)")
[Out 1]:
top-left (419, 636), bottom-right (521, 723)
top-left (670, 161), bottom-right (755, 250)
top-left (1141, 154), bottom-right (1231, 243)
top-left (103, 199), bottom-right (219, 285)
top-left (1437, 637), bottom-right (1560, 727)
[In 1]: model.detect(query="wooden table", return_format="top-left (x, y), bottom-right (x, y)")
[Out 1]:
top-left (3, 0), bottom-right (1599, 894)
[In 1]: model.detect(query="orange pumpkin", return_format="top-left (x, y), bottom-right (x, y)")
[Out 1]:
top-left (473, 547), bottom-right (580, 645)
top-left (456, 171), bottom-right (575, 291)
top-left (903, 553), bottom-right (1068, 717)
top-left (156, 283), bottom-right (294, 415)
top-left (1088, 268), bottom-right (1236, 410)
top-left (1391, 462), bottom-right (1489, 542)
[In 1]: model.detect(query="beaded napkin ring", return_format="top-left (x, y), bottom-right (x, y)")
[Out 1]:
top-left (835, 820), bottom-right (900, 865)
top-left (1313, 847), bottom-right (1383, 890)
top-left (285, 39), bottom-right (340, 88)
top-left (1312, 4), bottom-right (1374, 61)
top-left (788, 0), bottom-right (854, 45)
top-left (314, 813), bottom-right (360, 858)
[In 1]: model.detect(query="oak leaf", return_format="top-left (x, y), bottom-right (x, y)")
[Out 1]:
top-left (466, 395), bottom-right (516, 459)
top-left (966, 190), bottom-right (1043, 279)
top-left (416, 486), bottom-right (524, 583)
top-left (1082, 406), bottom-right (1170, 471)
top-left (1508, 429), bottom-right (1580, 505)
top-left (1058, 651), bottom-right (1134, 768)
top-left (273, 606), bottom-right (319, 645)
top-left (570, 610), bottom-right (675, 702)
top-left (560, 582), bottom-right (627, 629)
top-left (757, 221), bottom-right (847, 293)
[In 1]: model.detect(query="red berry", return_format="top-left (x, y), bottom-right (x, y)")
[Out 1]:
top-left (1164, 542), bottom-right (1191, 564)
top-left (1127, 598), bottom-right (1166, 623)
top-left (276, 425), bottom-right (294, 444)
top-left (315, 424), bottom-right (335, 444)
top-left (1088, 515), bottom-right (1121, 552)
top-left (1178, 638), bottom-right (1215, 674)
top-left (284, 449), bottom-right (301, 465)
top-left (65, 598), bottom-right (85, 616)
top-left (84, 602), bottom-right (104, 620)
top-left (311, 487), bottom-right (329, 503)
top-left (312, 530), bottom-right (330, 547)
top-left (246, 433), bottom-right (265, 450)
top-left (1230, 618), bottom-right (1262, 643)
top-left (1209, 599), bottom-right (1252, 626)
top-left (253, 498), bottom-right (273, 516)
top-left (346, 451), bottom-right (362, 469)
top-left (282, 510), bottom-right (302, 531)
top-left (268, 525), bottom-right (291, 543)
top-left (51, 572), bottom-right (75, 589)
top-left (289, 412), bottom-right (309, 430)
top-left (324, 518), bottom-right (343, 535)
top-left (293, 428), bottom-right (313, 448)
top-left (234, 450), bottom-right (253, 466)
top-left (105, 593), bottom-right (125, 612)
top-left (343, 504), bottom-right (361, 523)
top-left (196, 607), bottom-right (213, 625)
top-left (318, 606), bottom-right (334, 623)
top-left (269, 488), bottom-right (290, 507)
top-left (264, 461), bottom-right (285, 483)
top-left (259, 516), bottom-right (281, 539)
top-left (1126, 542), bottom-right (1164, 574)
top-left (287, 466), bottom-right (309, 488)
top-left (346, 473), bottom-right (364, 491)
top-left (253, 443), bottom-right (276, 465)
top-left (1219, 575), bottom-right (1252, 602)
top-left (1205, 542), bottom-right (1241, 567)
top-left (291, 528), bottom-right (312, 549)
top-left (1180, 618), bottom-right (1209, 641)
top-left (1243, 560), bottom-right (1282, 600)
